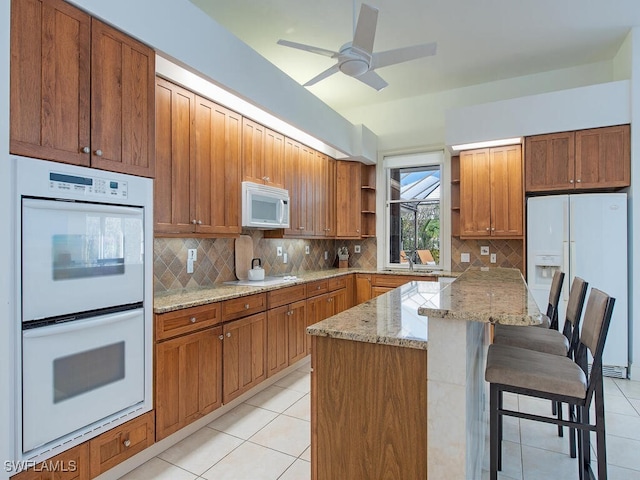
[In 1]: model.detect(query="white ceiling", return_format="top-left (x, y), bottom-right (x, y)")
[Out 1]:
top-left (189, 0), bottom-right (640, 118)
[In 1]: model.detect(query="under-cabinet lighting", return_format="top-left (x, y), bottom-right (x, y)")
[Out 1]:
top-left (451, 137), bottom-right (522, 151)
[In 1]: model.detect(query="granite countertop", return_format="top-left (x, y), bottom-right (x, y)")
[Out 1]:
top-left (417, 267), bottom-right (543, 326)
top-left (306, 280), bottom-right (444, 350)
top-left (154, 268), bottom-right (455, 314)
top-left (306, 267), bottom-right (543, 350)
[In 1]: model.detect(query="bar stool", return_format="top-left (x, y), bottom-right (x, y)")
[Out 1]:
top-left (492, 277), bottom-right (589, 455)
top-left (485, 288), bottom-right (615, 480)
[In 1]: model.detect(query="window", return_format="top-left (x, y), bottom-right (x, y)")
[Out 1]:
top-left (385, 151), bottom-right (443, 269)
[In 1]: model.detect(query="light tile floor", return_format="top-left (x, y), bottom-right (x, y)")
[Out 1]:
top-left (121, 367), bottom-right (640, 480)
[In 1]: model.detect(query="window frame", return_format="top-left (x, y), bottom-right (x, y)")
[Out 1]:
top-left (382, 150), bottom-right (447, 272)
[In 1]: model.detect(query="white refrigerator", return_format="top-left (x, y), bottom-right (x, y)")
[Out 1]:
top-left (527, 193), bottom-right (629, 377)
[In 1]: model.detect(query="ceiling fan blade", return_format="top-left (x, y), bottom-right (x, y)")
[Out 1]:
top-left (355, 70), bottom-right (388, 91)
top-left (352, 4), bottom-right (378, 55)
top-left (371, 42), bottom-right (438, 69)
top-left (277, 39), bottom-right (338, 58)
top-left (303, 64), bottom-right (341, 87)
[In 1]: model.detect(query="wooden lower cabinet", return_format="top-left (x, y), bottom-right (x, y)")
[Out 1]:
top-left (355, 274), bottom-right (372, 304)
top-left (311, 335), bottom-right (427, 480)
top-left (10, 444), bottom-right (90, 480)
top-left (155, 326), bottom-right (223, 440)
top-left (222, 313), bottom-right (267, 404)
top-left (88, 412), bottom-right (154, 478)
top-left (371, 274), bottom-right (436, 298)
top-left (266, 305), bottom-right (289, 377)
top-left (287, 300), bottom-right (308, 364)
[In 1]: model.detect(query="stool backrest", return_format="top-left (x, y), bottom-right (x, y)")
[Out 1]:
top-left (574, 288), bottom-right (615, 404)
top-left (547, 270), bottom-right (565, 329)
top-left (564, 277), bottom-right (589, 354)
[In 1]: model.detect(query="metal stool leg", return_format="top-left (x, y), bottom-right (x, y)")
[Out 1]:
top-left (490, 384), bottom-right (499, 480)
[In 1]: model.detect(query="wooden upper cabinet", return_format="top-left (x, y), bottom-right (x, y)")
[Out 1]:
top-left (575, 125), bottom-right (630, 189)
top-left (242, 119), bottom-right (285, 188)
top-left (314, 153), bottom-right (336, 237)
top-left (460, 149), bottom-right (492, 237)
top-left (525, 131), bottom-right (575, 192)
top-left (525, 125), bottom-right (629, 192)
top-left (90, 19), bottom-right (155, 177)
top-left (490, 145), bottom-right (523, 237)
top-left (193, 96), bottom-right (242, 235)
top-left (154, 77), bottom-right (195, 234)
top-left (460, 145), bottom-right (523, 239)
top-left (10, 0), bottom-right (91, 166)
top-left (10, 0), bottom-right (155, 177)
top-left (336, 160), bottom-right (362, 238)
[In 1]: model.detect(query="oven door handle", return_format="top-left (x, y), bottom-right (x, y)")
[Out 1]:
top-left (22, 198), bottom-right (143, 217)
top-left (23, 309), bottom-right (142, 338)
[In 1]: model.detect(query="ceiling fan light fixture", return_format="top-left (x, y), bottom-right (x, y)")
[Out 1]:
top-left (339, 58), bottom-right (370, 77)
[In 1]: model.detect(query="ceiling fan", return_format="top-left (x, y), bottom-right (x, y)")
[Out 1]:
top-left (277, 2), bottom-right (437, 91)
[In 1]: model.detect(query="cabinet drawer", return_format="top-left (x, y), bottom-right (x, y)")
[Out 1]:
top-left (306, 280), bottom-right (329, 297)
top-left (373, 275), bottom-right (413, 288)
top-left (268, 284), bottom-right (306, 309)
top-left (89, 411), bottom-right (154, 478)
top-left (10, 442), bottom-right (90, 480)
top-left (222, 293), bottom-right (267, 321)
top-left (156, 303), bottom-right (220, 341)
top-left (328, 276), bottom-right (347, 291)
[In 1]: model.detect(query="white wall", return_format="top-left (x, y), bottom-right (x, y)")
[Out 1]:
top-left (0, 0), bottom-right (13, 477)
top-left (341, 60), bottom-right (614, 151)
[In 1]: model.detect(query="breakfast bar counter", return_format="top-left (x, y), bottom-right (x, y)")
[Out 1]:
top-left (307, 267), bottom-right (542, 480)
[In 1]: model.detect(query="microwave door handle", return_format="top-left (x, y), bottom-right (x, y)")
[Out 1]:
top-left (22, 309), bottom-right (141, 338)
top-left (279, 199), bottom-right (285, 224)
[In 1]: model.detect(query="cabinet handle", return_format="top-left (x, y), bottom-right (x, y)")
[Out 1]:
top-left (317, 286), bottom-right (321, 290)
top-left (123, 439), bottom-right (131, 448)
top-left (94, 149), bottom-right (103, 157)
top-left (192, 219), bottom-right (197, 224)
top-left (190, 317), bottom-right (196, 323)
top-left (569, 179), bottom-right (574, 184)
top-left (197, 220), bottom-right (202, 225)
top-left (219, 334), bottom-right (224, 340)
top-left (82, 146), bottom-right (90, 154)
top-left (576, 179), bottom-right (581, 183)
top-left (244, 304), bottom-right (250, 309)
top-left (486, 227), bottom-right (490, 231)
top-left (263, 176), bottom-right (270, 182)
top-left (226, 332), bottom-right (231, 337)
top-left (298, 227), bottom-right (305, 230)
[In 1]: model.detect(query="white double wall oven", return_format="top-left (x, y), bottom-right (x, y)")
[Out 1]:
top-left (14, 156), bottom-right (153, 463)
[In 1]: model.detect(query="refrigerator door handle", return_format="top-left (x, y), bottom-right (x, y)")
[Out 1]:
top-left (563, 240), bottom-right (570, 301)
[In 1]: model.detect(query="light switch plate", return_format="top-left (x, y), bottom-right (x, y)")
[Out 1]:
top-left (283, 253), bottom-right (288, 264)
top-left (490, 253), bottom-right (497, 263)
top-left (276, 246), bottom-right (283, 256)
top-left (305, 245), bottom-right (310, 254)
top-left (354, 245), bottom-right (361, 254)
top-left (188, 248), bottom-right (197, 261)
top-left (480, 246), bottom-right (489, 256)
top-left (461, 253), bottom-right (470, 263)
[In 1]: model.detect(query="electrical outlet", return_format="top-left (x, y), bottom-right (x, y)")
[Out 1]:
top-left (490, 253), bottom-right (497, 263)
top-left (354, 245), bottom-right (361, 254)
top-left (283, 253), bottom-right (288, 264)
top-left (188, 248), bottom-right (197, 261)
top-left (480, 246), bottom-right (489, 256)
top-left (276, 246), bottom-right (283, 256)
top-left (187, 259), bottom-right (194, 273)
top-left (461, 252), bottom-right (470, 263)
top-left (324, 251), bottom-right (328, 260)
top-left (305, 245), bottom-right (310, 255)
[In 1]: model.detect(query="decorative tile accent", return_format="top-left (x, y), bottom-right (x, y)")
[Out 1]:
top-left (153, 233), bottom-right (378, 293)
top-left (451, 237), bottom-right (524, 273)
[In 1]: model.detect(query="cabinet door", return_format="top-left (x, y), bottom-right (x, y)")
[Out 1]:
top-left (89, 411), bottom-right (154, 478)
top-left (155, 327), bottom-right (223, 440)
top-left (267, 305), bottom-right (289, 377)
top-left (10, 0), bottom-right (91, 166)
top-left (460, 149), bottom-right (491, 237)
top-left (154, 78), bottom-right (195, 234)
top-left (90, 19), bottom-right (155, 177)
top-left (223, 313), bottom-right (267, 404)
top-left (284, 138), bottom-right (303, 235)
top-left (575, 125), bottom-right (630, 189)
top-left (194, 96), bottom-right (242, 235)
top-left (524, 132), bottom-right (575, 192)
top-left (287, 300), bottom-right (308, 364)
top-left (490, 145), bottom-right (523, 237)
top-left (241, 118), bottom-right (265, 185)
top-left (299, 145), bottom-right (316, 236)
top-left (329, 289), bottom-right (347, 315)
top-left (9, 443), bottom-right (90, 480)
top-left (264, 128), bottom-right (285, 188)
top-left (306, 294), bottom-right (328, 355)
top-left (336, 160), bottom-right (362, 237)
top-left (314, 152), bottom-right (328, 237)
top-left (355, 274), bottom-right (372, 304)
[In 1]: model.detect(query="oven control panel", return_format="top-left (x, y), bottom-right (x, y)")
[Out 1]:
top-left (49, 172), bottom-right (128, 199)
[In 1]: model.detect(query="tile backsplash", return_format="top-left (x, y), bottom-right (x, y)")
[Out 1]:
top-left (153, 232), bottom-right (377, 293)
top-left (451, 237), bottom-right (524, 273)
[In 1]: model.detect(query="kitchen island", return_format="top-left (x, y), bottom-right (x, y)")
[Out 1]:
top-left (307, 267), bottom-right (542, 480)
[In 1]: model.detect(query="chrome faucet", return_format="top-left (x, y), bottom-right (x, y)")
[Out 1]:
top-left (402, 251), bottom-right (415, 271)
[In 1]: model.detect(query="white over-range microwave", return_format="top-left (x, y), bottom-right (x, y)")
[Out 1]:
top-left (241, 181), bottom-right (290, 229)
